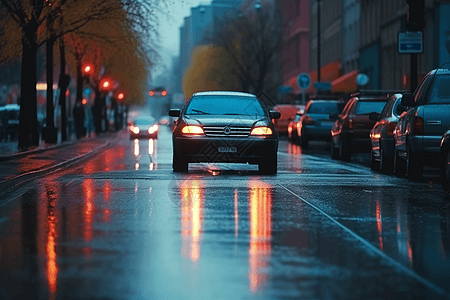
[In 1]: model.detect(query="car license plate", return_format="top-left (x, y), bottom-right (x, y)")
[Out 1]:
top-left (218, 146), bottom-right (237, 153)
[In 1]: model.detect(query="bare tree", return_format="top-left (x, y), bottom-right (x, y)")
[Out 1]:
top-left (206, 1), bottom-right (283, 98)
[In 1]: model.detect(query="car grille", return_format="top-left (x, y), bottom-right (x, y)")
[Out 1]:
top-left (203, 126), bottom-right (251, 137)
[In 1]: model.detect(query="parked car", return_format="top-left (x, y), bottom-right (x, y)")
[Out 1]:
top-left (393, 68), bottom-right (450, 181)
top-left (440, 129), bottom-right (450, 193)
top-left (296, 99), bottom-right (342, 148)
top-left (129, 116), bottom-right (159, 139)
top-left (369, 94), bottom-right (408, 172)
top-left (168, 91), bottom-right (281, 174)
top-left (287, 106), bottom-right (305, 143)
top-left (330, 91), bottom-right (398, 161)
top-left (272, 104), bottom-right (303, 136)
top-left (0, 104), bottom-right (20, 142)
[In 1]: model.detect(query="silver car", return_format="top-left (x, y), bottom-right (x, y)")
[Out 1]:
top-left (393, 68), bottom-right (450, 181)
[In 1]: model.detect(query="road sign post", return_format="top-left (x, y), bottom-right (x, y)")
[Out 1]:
top-left (297, 73), bottom-right (311, 105)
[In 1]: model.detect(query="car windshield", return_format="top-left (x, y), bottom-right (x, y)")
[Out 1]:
top-left (133, 117), bottom-right (155, 125)
top-left (354, 101), bottom-right (387, 115)
top-left (185, 95), bottom-right (265, 116)
top-left (429, 75), bottom-right (450, 104)
top-left (307, 102), bottom-right (339, 114)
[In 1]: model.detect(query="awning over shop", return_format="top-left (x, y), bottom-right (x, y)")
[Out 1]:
top-left (285, 60), bottom-right (341, 94)
top-left (331, 70), bottom-right (359, 93)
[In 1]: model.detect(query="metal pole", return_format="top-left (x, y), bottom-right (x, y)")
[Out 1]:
top-left (317, 0), bottom-right (321, 83)
top-left (410, 53), bottom-right (418, 93)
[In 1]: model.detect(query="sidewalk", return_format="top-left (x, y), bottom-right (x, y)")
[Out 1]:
top-left (0, 131), bottom-right (120, 195)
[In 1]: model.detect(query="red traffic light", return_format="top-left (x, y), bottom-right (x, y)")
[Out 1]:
top-left (117, 93), bottom-right (124, 100)
top-left (100, 78), bottom-right (113, 91)
top-left (82, 63), bottom-right (94, 76)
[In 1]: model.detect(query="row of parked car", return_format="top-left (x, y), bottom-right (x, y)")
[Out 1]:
top-left (284, 67), bottom-right (450, 193)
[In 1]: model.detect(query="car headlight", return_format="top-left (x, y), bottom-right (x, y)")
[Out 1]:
top-left (133, 127), bottom-right (140, 134)
top-left (181, 125), bottom-right (204, 135)
top-left (148, 125), bottom-right (159, 134)
top-left (250, 126), bottom-right (273, 136)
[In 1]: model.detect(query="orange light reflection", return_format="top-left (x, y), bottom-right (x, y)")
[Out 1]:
top-left (180, 180), bottom-right (204, 263)
top-left (248, 180), bottom-right (273, 293)
top-left (83, 180), bottom-right (94, 257)
top-left (234, 189), bottom-right (239, 237)
top-left (376, 200), bottom-right (383, 251)
top-left (43, 185), bottom-right (59, 296)
top-left (134, 139), bottom-right (139, 157)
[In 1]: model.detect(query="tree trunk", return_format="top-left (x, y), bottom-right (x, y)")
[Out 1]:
top-left (76, 53), bottom-right (83, 103)
top-left (59, 39), bottom-right (68, 141)
top-left (18, 23), bottom-right (39, 149)
top-left (46, 37), bottom-right (55, 129)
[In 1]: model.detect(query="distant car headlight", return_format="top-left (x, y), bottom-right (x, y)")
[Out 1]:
top-left (250, 126), bottom-right (273, 136)
top-left (148, 124), bottom-right (159, 134)
top-left (181, 125), bottom-right (204, 135)
top-left (133, 127), bottom-right (140, 134)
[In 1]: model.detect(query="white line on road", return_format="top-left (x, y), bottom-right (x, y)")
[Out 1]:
top-left (278, 183), bottom-right (448, 297)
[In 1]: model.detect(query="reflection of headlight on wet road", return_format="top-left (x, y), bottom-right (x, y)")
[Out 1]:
top-left (148, 139), bottom-right (154, 155)
top-left (134, 139), bottom-right (139, 157)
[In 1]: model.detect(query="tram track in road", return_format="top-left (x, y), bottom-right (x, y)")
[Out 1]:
top-left (277, 183), bottom-right (449, 298)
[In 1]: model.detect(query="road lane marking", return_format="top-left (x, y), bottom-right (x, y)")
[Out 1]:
top-left (278, 183), bottom-right (448, 297)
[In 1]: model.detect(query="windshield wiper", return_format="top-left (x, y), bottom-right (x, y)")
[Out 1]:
top-left (190, 109), bottom-right (210, 114)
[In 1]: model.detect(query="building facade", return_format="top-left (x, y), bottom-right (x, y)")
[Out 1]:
top-left (360, 0), bottom-right (450, 91)
top-left (279, 0), bottom-right (309, 95)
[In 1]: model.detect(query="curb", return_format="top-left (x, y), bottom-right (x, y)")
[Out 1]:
top-left (0, 140), bottom-right (110, 197)
top-left (0, 140), bottom-right (78, 162)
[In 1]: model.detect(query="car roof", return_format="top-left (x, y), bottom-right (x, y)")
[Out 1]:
top-left (428, 68), bottom-right (450, 76)
top-left (308, 100), bottom-right (340, 103)
top-left (192, 91), bottom-right (256, 97)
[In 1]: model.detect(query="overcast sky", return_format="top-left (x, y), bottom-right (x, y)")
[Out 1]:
top-left (154, 0), bottom-right (212, 76)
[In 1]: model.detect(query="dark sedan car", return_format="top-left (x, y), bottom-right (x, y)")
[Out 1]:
top-left (440, 129), bottom-right (450, 193)
top-left (331, 91), bottom-right (393, 161)
top-left (369, 94), bottom-right (407, 172)
top-left (296, 99), bottom-right (342, 148)
top-left (129, 116), bottom-right (159, 139)
top-left (168, 91), bottom-right (281, 174)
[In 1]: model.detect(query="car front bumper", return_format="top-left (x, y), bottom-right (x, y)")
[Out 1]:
top-left (173, 136), bottom-right (278, 164)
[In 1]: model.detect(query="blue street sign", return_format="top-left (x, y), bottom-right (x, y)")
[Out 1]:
top-left (314, 82), bottom-right (332, 91)
top-left (297, 73), bottom-right (311, 90)
top-left (398, 31), bottom-right (423, 54)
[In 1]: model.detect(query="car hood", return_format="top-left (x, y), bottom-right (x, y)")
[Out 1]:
top-left (184, 115), bottom-right (268, 127)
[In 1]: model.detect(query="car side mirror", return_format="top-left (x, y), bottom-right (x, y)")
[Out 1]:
top-left (401, 93), bottom-right (415, 107)
top-left (329, 113), bottom-right (339, 120)
top-left (169, 109), bottom-right (181, 117)
top-left (369, 112), bottom-right (379, 121)
top-left (270, 111), bottom-right (281, 119)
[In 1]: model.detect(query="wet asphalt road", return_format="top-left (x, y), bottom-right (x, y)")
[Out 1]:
top-left (1, 126), bottom-right (450, 300)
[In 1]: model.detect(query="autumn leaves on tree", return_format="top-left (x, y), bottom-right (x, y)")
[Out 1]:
top-left (0, 0), bottom-right (160, 148)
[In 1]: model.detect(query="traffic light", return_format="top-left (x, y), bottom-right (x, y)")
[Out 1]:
top-left (117, 93), bottom-right (124, 100)
top-left (406, 0), bottom-right (425, 31)
top-left (82, 63), bottom-right (94, 76)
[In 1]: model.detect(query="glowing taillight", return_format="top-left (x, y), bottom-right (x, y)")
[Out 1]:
top-left (387, 122), bottom-right (397, 136)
